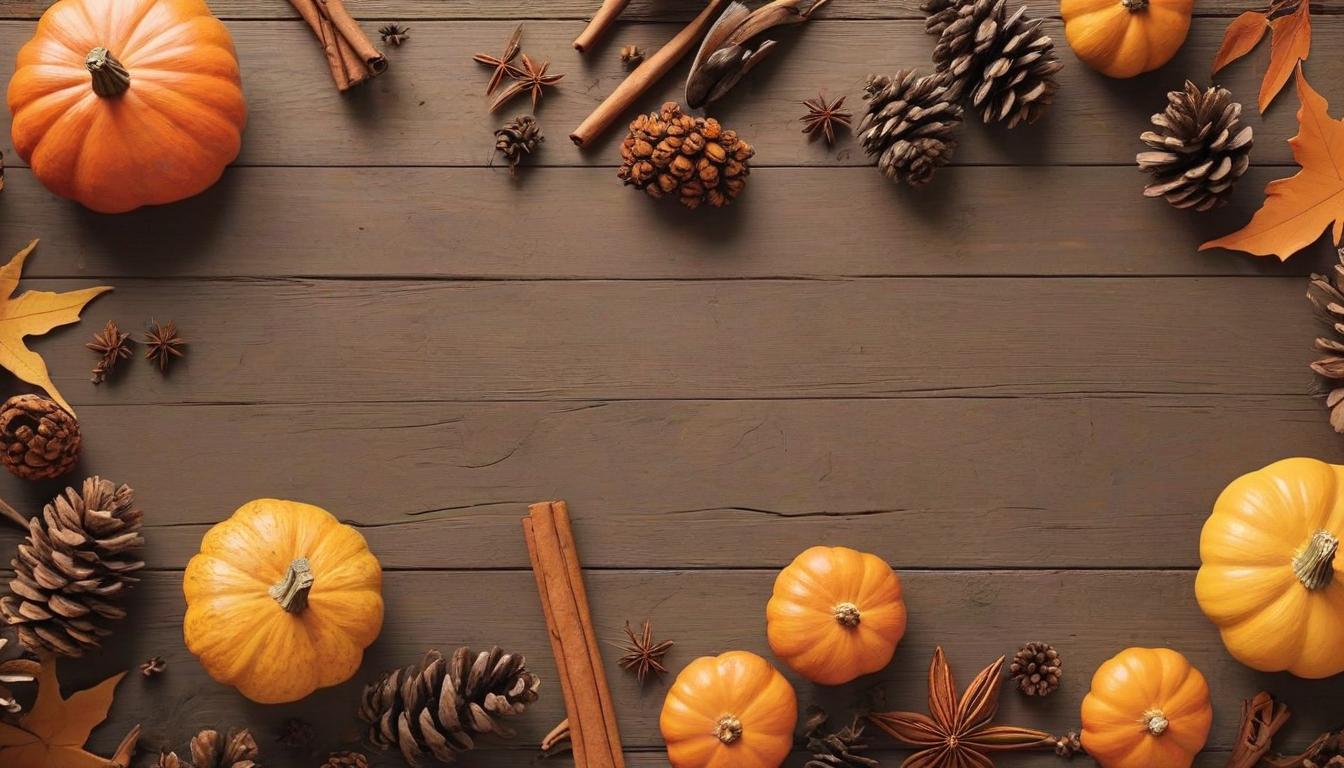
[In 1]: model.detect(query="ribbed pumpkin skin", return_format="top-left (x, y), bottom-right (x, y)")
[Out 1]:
top-left (1080, 648), bottom-right (1211, 768)
top-left (8, 0), bottom-right (247, 213)
top-left (183, 499), bottom-right (383, 704)
top-left (766, 546), bottom-right (906, 685)
top-left (660, 651), bottom-right (797, 768)
top-left (1196, 458), bottom-right (1344, 678)
top-left (1060, 0), bottom-right (1193, 78)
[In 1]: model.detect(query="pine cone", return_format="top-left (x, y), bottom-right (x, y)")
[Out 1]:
top-left (858, 71), bottom-right (964, 186)
top-left (322, 752), bottom-right (370, 768)
top-left (921, 0), bottom-right (963, 36)
top-left (1309, 251), bottom-right (1344, 432)
top-left (0, 395), bottom-right (80, 481)
top-left (0, 477), bottom-right (144, 657)
top-left (158, 729), bottom-right (259, 768)
top-left (930, 0), bottom-right (1062, 127)
top-left (495, 115), bottom-right (543, 176)
top-left (359, 646), bottom-right (541, 766)
top-left (617, 102), bottom-right (754, 209)
top-left (0, 636), bottom-right (37, 714)
top-left (1009, 641), bottom-right (1062, 696)
top-left (1138, 81), bottom-right (1253, 211)
top-left (805, 718), bottom-right (880, 768)
top-left (1054, 731), bottom-right (1083, 758)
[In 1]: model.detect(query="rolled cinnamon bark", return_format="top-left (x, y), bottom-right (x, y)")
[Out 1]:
top-left (525, 521), bottom-right (589, 767)
top-left (574, 0), bottom-right (631, 52)
top-left (288, 0), bottom-right (351, 89)
top-left (318, 0), bottom-right (388, 75)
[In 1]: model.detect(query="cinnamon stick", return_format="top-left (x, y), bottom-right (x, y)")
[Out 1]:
top-left (289, 0), bottom-right (351, 90)
top-left (318, 0), bottom-right (389, 75)
top-left (523, 501), bottom-right (624, 768)
top-left (570, 0), bottom-right (729, 147)
top-left (574, 0), bottom-right (631, 52)
top-left (288, 0), bottom-right (385, 91)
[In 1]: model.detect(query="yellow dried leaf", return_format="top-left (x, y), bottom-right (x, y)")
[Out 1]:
top-left (0, 657), bottom-right (138, 768)
top-left (1259, 1), bottom-right (1310, 112)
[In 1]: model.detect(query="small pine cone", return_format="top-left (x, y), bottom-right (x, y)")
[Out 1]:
top-left (0, 395), bottom-right (80, 481)
top-left (617, 102), bottom-right (755, 209)
top-left (158, 728), bottom-right (259, 768)
top-left (930, 0), bottom-right (1062, 127)
top-left (858, 71), bottom-right (964, 186)
top-left (620, 44), bottom-right (645, 67)
top-left (494, 115), bottom-right (543, 176)
top-left (322, 752), bottom-right (370, 768)
top-left (0, 477), bottom-right (144, 657)
top-left (1053, 731), bottom-right (1083, 758)
top-left (1309, 251), bottom-right (1344, 431)
top-left (1138, 81), bottom-right (1253, 211)
top-left (1010, 641), bottom-right (1062, 696)
top-left (359, 646), bottom-right (541, 766)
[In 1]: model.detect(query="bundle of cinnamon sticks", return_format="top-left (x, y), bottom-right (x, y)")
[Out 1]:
top-left (289, 0), bottom-right (387, 91)
top-left (523, 501), bottom-right (625, 768)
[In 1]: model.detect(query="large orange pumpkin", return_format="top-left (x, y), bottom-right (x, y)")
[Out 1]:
top-left (660, 651), bottom-right (797, 768)
top-left (1196, 457), bottom-right (1344, 678)
top-left (766, 545), bottom-right (906, 685)
top-left (1080, 647), bottom-right (1211, 768)
top-left (8, 0), bottom-right (247, 213)
top-left (1061, 0), bottom-right (1193, 78)
top-left (184, 499), bottom-right (383, 704)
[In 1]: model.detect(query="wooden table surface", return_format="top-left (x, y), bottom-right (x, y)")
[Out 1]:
top-left (2, 1), bottom-right (1343, 766)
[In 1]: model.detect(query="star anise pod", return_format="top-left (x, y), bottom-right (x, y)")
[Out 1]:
top-left (800, 92), bottom-right (853, 146)
top-left (140, 656), bottom-right (167, 677)
top-left (143, 320), bottom-right (186, 372)
top-left (867, 647), bottom-right (1055, 768)
top-left (490, 54), bottom-right (563, 113)
top-left (379, 23), bottom-right (409, 47)
top-left (86, 320), bottom-right (133, 384)
top-left (617, 618), bottom-right (673, 685)
top-left (473, 24), bottom-right (524, 96)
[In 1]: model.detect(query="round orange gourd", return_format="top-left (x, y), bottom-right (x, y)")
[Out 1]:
top-left (183, 499), bottom-right (383, 704)
top-left (660, 651), bottom-right (797, 768)
top-left (1080, 647), bottom-right (1211, 768)
top-left (1060, 0), bottom-right (1193, 78)
top-left (8, 0), bottom-right (247, 213)
top-left (765, 546), bottom-right (906, 685)
top-left (1196, 457), bottom-right (1344, 678)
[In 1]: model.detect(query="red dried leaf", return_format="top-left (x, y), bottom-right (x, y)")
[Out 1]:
top-left (1212, 11), bottom-right (1268, 75)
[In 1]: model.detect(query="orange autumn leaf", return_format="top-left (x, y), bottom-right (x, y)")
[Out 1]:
top-left (0, 241), bottom-right (111, 416)
top-left (0, 657), bottom-right (139, 768)
top-left (1202, 68), bottom-right (1344, 260)
top-left (1259, 0), bottom-right (1310, 112)
top-left (1212, 10), bottom-right (1268, 75)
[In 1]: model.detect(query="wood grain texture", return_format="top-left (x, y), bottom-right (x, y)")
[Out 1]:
top-left (32, 570), bottom-right (1342, 767)
top-left (0, 397), bottom-right (1336, 570)
top-left (0, 19), bottom-right (1337, 169)
top-left (0, 167), bottom-right (1335, 279)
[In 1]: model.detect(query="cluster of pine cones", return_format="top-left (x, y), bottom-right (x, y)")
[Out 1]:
top-left (860, 0), bottom-right (1061, 186)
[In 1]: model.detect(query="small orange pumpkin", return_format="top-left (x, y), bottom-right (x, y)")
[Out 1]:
top-left (766, 546), bottom-right (906, 685)
top-left (1080, 647), bottom-right (1212, 768)
top-left (183, 499), bottom-right (383, 704)
top-left (1060, 0), bottom-right (1193, 78)
top-left (660, 651), bottom-right (797, 768)
top-left (8, 0), bottom-right (247, 213)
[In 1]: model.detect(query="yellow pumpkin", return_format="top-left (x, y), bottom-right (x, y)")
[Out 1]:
top-left (660, 651), bottom-right (797, 768)
top-left (1080, 647), bottom-right (1211, 768)
top-left (1196, 457), bottom-right (1344, 678)
top-left (1060, 0), bottom-right (1193, 78)
top-left (183, 499), bottom-right (383, 703)
top-left (766, 546), bottom-right (906, 685)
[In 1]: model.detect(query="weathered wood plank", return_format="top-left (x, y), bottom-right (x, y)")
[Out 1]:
top-left (0, 167), bottom-right (1331, 279)
top-left (0, 276), bottom-right (1312, 405)
top-left (0, 19), bottom-right (1334, 168)
top-left (46, 570), bottom-right (1343, 764)
top-left (0, 397), bottom-right (1334, 570)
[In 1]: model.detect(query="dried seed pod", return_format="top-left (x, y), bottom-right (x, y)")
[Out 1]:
top-left (617, 102), bottom-right (754, 209)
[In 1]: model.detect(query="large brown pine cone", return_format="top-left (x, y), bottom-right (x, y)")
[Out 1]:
top-left (1309, 251), bottom-right (1344, 432)
top-left (359, 646), bottom-right (541, 766)
top-left (0, 394), bottom-right (80, 481)
top-left (858, 71), bottom-right (964, 186)
top-left (158, 729), bottom-right (259, 768)
top-left (618, 102), bottom-right (754, 209)
top-left (930, 0), bottom-right (1062, 127)
top-left (0, 477), bottom-right (144, 657)
top-left (495, 115), bottom-right (543, 176)
top-left (1137, 81), bottom-right (1253, 211)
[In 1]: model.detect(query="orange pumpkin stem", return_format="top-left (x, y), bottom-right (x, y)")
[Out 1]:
top-left (1143, 709), bottom-right (1169, 735)
top-left (269, 557), bottom-right (314, 613)
top-left (1293, 530), bottom-right (1338, 590)
top-left (85, 48), bottom-right (130, 98)
top-left (714, 715), bottom-right (743, 744)
top-left (1121, 0), bottom-right (1149, 10)
top-left (833, 602), bottom-right (862, 627)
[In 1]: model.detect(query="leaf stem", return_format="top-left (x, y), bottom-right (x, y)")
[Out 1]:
top-left (0, 497), bottom-right (29, 530)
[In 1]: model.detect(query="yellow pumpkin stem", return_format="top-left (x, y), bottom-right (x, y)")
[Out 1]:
top-left (1143, 709), bottom-right (1169, 735)
top-left (269, 557), bottom-right (314, 613)
top-left (1293, 530), bottom-right (1339, 591)
top-left (1121, 0), bottom-right (1149, 9)
top-left (86, 48), bottom-right (130, 97)
top-left (714, 714), bottom-right (743, 744)
top-left (833, 602), bottom-right (862, 627)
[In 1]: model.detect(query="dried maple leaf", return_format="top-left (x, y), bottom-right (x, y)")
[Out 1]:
top-left (1259, 0), bottom-right (1310, 112)
top-left (1202, 67), bottom-right (1344, 260)
top-left (1212, 11), bottom-right (1268, 75)
top-left (0, 241), bottom-right (110, 416)
top-left (0, 656), bottom-right (139, 768)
